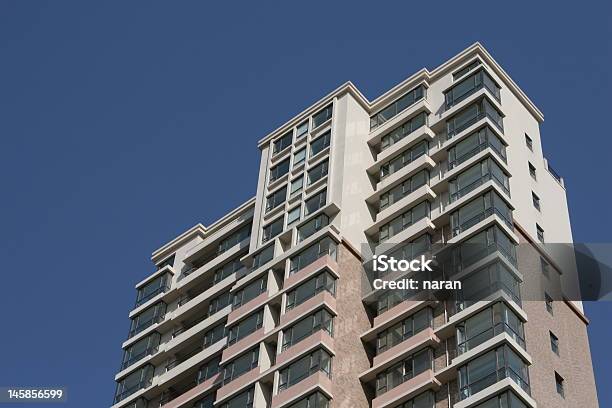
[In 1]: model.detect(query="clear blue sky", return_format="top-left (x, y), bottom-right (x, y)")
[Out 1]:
top-left (0, 1), bottom-right (610, 407)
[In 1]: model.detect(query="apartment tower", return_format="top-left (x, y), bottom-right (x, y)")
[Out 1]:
top-left (111, 43), bottom-right (599, 408)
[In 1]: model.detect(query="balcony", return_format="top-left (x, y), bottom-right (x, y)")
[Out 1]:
top-left (444, 69), bottom-right (501, 110)
top-left (452, 207), bottom-right (513, 237)
top-left (373, 328), bottom-right (440, 368)
top-left (271, 371), bottom-right (332, 408)
top-left (450, 172), bottom-right (509, 203)
top-left (458, 367), bottom-right (530, 401)
top-left (371, 370), bottom-right (440, 408)
top-left (457, 322), bottom-right (525, 356)
top-left (278, 329), bottom-right (334, 367)
top-left (447, 99), bottom-right (503, 140)
top-left (448, 130), bottom-right (506, 171)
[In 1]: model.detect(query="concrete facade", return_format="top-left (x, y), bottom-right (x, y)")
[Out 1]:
top-left (111, 43), bottom-right (598, 408)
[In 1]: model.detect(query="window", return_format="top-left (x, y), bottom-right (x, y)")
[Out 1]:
top-left (450, 190), bottom-right (513, 236)
top-left (448, 158), bottom-right (510, 202)
top-left (290, 176), bottom-right (304, 196)
top-left (310, 130), bottom-right (331, 157)
top-left (219, 387), bottom-right (254, 408)
top-left (458, 346), bottom-right (530, 400)
top-left (279, 349), bottom-right (332, 391)
top-left (208, 291), bottom-right (231, 316)
top-left (308, 160), bottom-right (329, 185)
top-left (540, 257), bottom-right (550, 278)
top-left (453, 60), bottom-right (481, 80)
top-left (545, 292), bottom-right (554, 315)
top-left (305, 189), bottom-right (326, 215)
top-left (266, 186), bottom-right (287, 212)
top-left (452, 226), bottom-right (517, 270)
top-left (135, 273), bottom-right (170, 307)
top-left (445, 68), bottom-right (501, 109)
top-left (456, 302), bottom-right (525, 355)
top-left (447, 126), bottom-right (506, 170)
top-left (193, 395), bottom-right (214, 408)
top-left (379, 201), bottom-right (430, 242)
top-left (379, 169), bottom-right (429, 211)
top-left (287, 392), bottom-right (330, 408)
top-left (380, 140), bottom-right (428, 179)
top-left (233, 277), bottom-right (266, 309)
top-left (297, 214), bottom-right (330, 243)
top-left (156, 255), bottom-right (175, 270)
top-left (550, 331), bottom-right (559, 355)
top-left (203, 322), bottom-right (225, 348)
top-left (528, 162), bottom-right (537, 179)
top-left (532, 192), bottom-right (541, 211)
top-left (218, 225), bottom-right (251, 254)
top-left (447, 99), bottom-right (503, 139)
top-left (228, 310), bottom-right (263, 345)
top-left (377, 308), bottom-right (432, 354)
top-left (370, 85), bottom-right (426, 130)
top-left (293, 148), bottom-right (306, 167)
top-left (273, 131), bottom-right (293, 155)
top-left (270, 158), bottom-right (290, 182)
top-left (472, 391), bottom-right (528, 408)
top-left (555, 372), bottom-right (565, 398)
top-left (262, 217), bottom-right (284, 243)
top-left (536, 224), bottom-right (545, 242)
top-left (287, 206), bottom-right (301, 226)
top-left (380, 111), bottom-right (427, 150)
top-left (286, 271), bottom-right (336, 311)
top-left (313, 105), bottom-right (333, 129)
top-left (214, 255), bottom-right (245, 284)
top-left (251, 244), bottom-right (274, 271)
top-left (525, 134), bottom-right (533, 151)
top-left (282, 309), bottom-right (333, 350)
top-left (114, 364), bottom-right (154, 403)
top-left (223, 347), bottom-right (259, 384)
top-left (395, 391), bottom-right (434, 408)
top-left (289, 237), bottom-right (337, 275)
top-left (456, 262), bottom-right (521, 311)
top-left (296, 121), bottom-right (309, 139)
top-left (197, 356), bottom-right (221, 384)
top-left (375, 348), bottom-right (431, 395)
top-left (121, 332), bottom-right (161, 370)
top-left (129, 302), bottom-right (167, 337)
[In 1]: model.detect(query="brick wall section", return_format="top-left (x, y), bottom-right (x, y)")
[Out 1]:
top-left (330, 243), bottom-right (373, 408)
top-left (516, 230), bottom-right (599, 408)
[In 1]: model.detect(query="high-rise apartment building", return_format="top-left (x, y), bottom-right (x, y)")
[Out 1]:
top-left (111, 43), bottom-right (599, 408)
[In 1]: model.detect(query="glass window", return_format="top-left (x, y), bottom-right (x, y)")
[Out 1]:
top-left (313, 105), bottom-right (333, 128)
top-left (528, 162), bottom-right (537, 179)
top-left (208, 291), bottom-right (231, 315)
top-left (228, 310), bottom-right (263, 345)
top-left (445, 68), bottom-right (500, 109)
top-left (121, 332), bottom-right (160, 370)
top-left (287, 207), bottom-right (301, 227)
top-left (555, 372), bottom-right (565, 397)
top-left (289, 237), bottom-right (337, 275)
top-left (266, 186), bottom-right (287, 212)
top-left (270, 158), bottom-right (290, 182)
top-left (114, 364), bottom-right (154, 403)
top-left (262, 216), bottom-right (284, 243)
top-left (378, 201), bottom-right (430, 242)
top-left (377, 308), bottom-right (432, 354)
top-left (223, 347), bottom-right (259, 384)
top-left (447, 99), bottom-right (503, 139)
top-left (156, 255), bottom-right (175, 270)
top-left (252, 244), bottom-right (274, 271)
top-left (296, 121), bottom-right (309, 139)
top-left (219, 387), bottom-right (254, 408)
top-left (203, 322), bottom-right (225, 348)
top-left (197, 356), bottom-right (221, 384)
top-left (305, 189), bottom-right (326, 215)
top-left (273, 131), bottom-right (293, 155)
top-left (129, 302), bottom-right (166, 337)
top-left (286, 271), bottom-right (336, 310)
top-left (283, 309), bottom-right (333, 350)
top-left (550, 331), bottom-right (559, 355)
top-left (375, 349), bottom-right (431, 395)
top-left (291, 176), bottom-right (304, 196)
top-left (287, 392), bottom-right (330, 408)
top-left (233, 277), bottom-right (267, 309)
top-left (380, 112), bottom-right (428, 151)
top-left (297, 214), bottom-right (330, 243)
top-left (545, 292), bottom-right (553, 314)
top-left (370, 85), bottom-right (426, 130)
top-left (310, 130), bottom-right (331, 157)
top-left (532, 192), bottom-right (541, 211)
top-left (379, 169), bottom-right (429, 211)
top-left (525, 134), bottom-right (533, 151)
top-left (279, 349), bottom-right (332, 391)
top-left (380, 140), bottom-right (428, 179)
top-left (294, 148), bottom-right (306, 167)
top-left (135, 273), bottom-right (170, 307)
top-left (218, 225), bottom-right (251, 254)
top-left (457, 261), bottom-right (521, 311)
top-left (450, 190), bottom-right (512, 236)
top-left (453, 60), bottom-right (481, 80)
top-left (308, 160), bottom-right (329, 185)
top-left (536, 224), bottom-right (544, 242)
top-left (214, 255), bottom-right (245, 284)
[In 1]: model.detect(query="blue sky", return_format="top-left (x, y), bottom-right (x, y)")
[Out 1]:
top-left (0, 1), bottom-right (610, 407)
